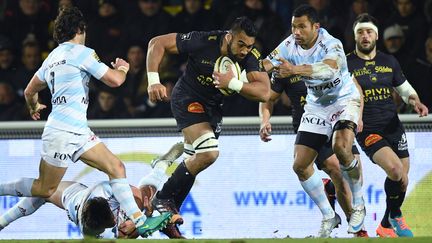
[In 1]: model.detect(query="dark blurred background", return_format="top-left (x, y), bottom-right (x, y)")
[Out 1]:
top-left (0, 0), bottom-right (431, 121)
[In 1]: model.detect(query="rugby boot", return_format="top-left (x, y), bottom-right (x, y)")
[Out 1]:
top-left (376, 223), bottom-right (397, 238)
top-left (151, 195), bottom-right (184, 225)
top-left (348, 205), bottom-right (366, 233)
top-left (151, 142), bottom-right (184, 168)
top-left (135, 212), bottom-right (172, 238)
top-left (161, 223), bottom-right (186, 239)
top-left (317, 213), bottom-right (341, 238)
top-left (389, 215), bottom-right (413, 237)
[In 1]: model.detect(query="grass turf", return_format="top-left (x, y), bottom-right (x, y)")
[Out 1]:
top-left (2, 237), bottom-right (432, 243)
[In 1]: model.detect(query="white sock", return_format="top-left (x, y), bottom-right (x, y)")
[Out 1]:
top-left (300, 171), bottom-right (335, 220)
top-left (110, 178), bottom-right (145, 223)
top-left (138, 167), bottom-right (168, 190)
top-left (0, 178), bottom-right (34, 197)
top-left (0, 197), bottom-right (45, 228)
top-left (341, 159), bottom-right (364, 207)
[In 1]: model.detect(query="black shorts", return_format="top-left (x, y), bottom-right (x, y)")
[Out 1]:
top-left (171, 84), bottom-right (223, 138)
top-left (314, 141), bottom-right (360, 170)
top-left (356, 119), bottom-right (409, 163)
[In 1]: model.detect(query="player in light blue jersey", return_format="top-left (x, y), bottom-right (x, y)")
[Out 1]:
top-left (0, 6), bottom-right (170, 237)
top-left (261, 4), bottom-right (366, 238)
top-left (0, 142), bottom-right (185, 238)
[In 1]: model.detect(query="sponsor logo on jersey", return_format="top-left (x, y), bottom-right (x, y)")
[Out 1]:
top-left (364, 134), bottom-right (382, 147)
top-left (251, 48), bottom-right (261, 59)
top-left (201, 59), bottom-right (214, 66)
top-left (92, 52), bottom-right (101, 63)
top-left (318, 40), bottom-right (329, 54)
top-left (306, 78), bottom-right (341, 91)
top-left (208, 35), bottom-right (217, 41)
top-left (365, 61), bottom-right (375, 66)
top-left (188, 102), bottom-right (205, 113)
top-left (301, 116), bottom-right (326, 126)
top-left (48, 60), bottom-right (66, 69)
top-left (180, 33), bottom-right (191, 40)
top-left (52, 96), bottom-right (67, 105)
top-left (398, 133), bottom-right (408, 151)
top-left (268, 49), bottom-right (279, 60)
top-left (363, 87), bottom-right (391, 102)
top-left (330, 109), bottom-right (345, 122)
top-left (289, 75), bottom-right (302, 84)
top-left (54, 152), bottom-right (72, 160)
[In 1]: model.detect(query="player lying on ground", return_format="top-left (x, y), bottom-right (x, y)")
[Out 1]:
top-left (0, 143), bottom-right (185, 238)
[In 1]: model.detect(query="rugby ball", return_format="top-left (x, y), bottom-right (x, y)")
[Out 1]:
top-left (214, 56), bottom-right (242, 96)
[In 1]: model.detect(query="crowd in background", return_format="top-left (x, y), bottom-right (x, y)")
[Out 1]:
top-left (0, 0), bottom-right (431, 121)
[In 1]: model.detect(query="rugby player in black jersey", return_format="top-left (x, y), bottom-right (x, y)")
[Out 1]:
top-left (145, 16), bottom-right (270, 236)
top-left (259, 75), bottom-right (368, 237)
top-left (347, 13), bottom-right (428, 238)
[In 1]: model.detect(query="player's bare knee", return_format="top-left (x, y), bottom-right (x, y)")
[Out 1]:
top-left (35, 184), bottom-right (58, 198)
top-left (107, 159), bottom-right (126, 178)
top-left (333, 143), bottom-right (352, 164)
top-left (196, 150), bottom-right (219, 167)
top-left (293, 162), bottom-right (308, 178)
top-left (387, 163), bottom-right (403, 181)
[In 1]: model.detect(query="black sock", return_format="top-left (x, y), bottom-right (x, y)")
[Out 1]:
top-left (323, 179), bottom-right (336, 211)
top-left (381, 207), bottom-right (391, 228)
top-left (384, 177), bottom-right (403, 219)
top-left (398, 190), bottom-right (406, 214)
top-left (157, 162), bottom-right (195, 210)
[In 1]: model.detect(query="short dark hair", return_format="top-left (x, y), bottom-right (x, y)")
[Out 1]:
top-left (53, 6), bottom-right (87, 44)
top-left (230, 16), bottom-right (258, 37)
top-left (292, 4), bottom-right (319, 24)
top-left (352, 13), bottom-right (379, 30)
top-left (81, 197), bottom-right (114, 236)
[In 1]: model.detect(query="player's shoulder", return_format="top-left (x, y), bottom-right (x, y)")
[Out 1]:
top-left (318, 28), bottom-right (343, 53)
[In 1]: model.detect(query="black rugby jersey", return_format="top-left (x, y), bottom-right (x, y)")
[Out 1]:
top-left (347, 51), bottom-right (406, 131)
top-left (176, 31), bottom-right (262, 104)
top-left (271, 76), bottom-right (306, 131)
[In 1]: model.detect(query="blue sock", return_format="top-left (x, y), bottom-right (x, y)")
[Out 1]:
top-left (109, 178), bottom-right (144, 223)
top-left (0, 178), bottom-right (34, 197)
top-left (301, 171), bottom-right (335, 220)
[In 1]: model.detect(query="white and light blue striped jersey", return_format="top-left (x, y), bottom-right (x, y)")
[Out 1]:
top-left (36, 42), bottom-right (109, 134)
top-left (267, 28), bottom-right (359, 106)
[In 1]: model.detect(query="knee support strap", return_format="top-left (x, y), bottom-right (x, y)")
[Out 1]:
top-left (334, 120), bottom-right (357, 133)
top-left (192, 132), bottom-right (218, 154)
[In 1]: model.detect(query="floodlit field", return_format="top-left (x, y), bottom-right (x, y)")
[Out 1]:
top-left (2, 238), bottom-right (432, 243)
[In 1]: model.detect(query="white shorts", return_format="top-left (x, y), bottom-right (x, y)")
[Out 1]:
top-left (298, 97), bottom-right (361, 138)
top-left (41, 128), bottom-right (101, 168)
top-left (61, 182), bottom-right (88, 225)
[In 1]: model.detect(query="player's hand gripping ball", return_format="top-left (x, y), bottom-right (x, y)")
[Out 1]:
top-left (213, 56), bottom-right (242, 96)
